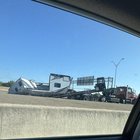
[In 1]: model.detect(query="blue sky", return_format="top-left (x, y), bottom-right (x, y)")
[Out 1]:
top-left (0, 0), bottom-right (140, 93)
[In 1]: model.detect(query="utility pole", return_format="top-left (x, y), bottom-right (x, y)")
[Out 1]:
top-left (112, 58), bottom-right (125, 88)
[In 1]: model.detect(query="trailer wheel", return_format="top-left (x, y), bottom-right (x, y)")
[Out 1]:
top-left (120, 99), bottom-right (123, 103)
top-left (67, 95), bottom-right (75, 99)
top-left (67, 96), bottom-right (72, 99)
top-left (100, 96), bottom-right (106, 102)
top-left (120, 99), bottom-right (125, 104)
top-left (83, 96), bottom-right (90, 101)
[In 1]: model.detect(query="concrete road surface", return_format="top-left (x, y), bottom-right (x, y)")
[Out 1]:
top-left (0, 91), bottom-right (133, 111)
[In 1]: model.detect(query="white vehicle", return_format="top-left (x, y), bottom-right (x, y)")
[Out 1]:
top-left (8, 73), bottom-right (72, 97)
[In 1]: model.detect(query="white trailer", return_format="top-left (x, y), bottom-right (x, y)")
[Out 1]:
top-left (8, 73), bottom-right (72, 97)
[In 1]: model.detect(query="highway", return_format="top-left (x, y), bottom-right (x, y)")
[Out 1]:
top-left (0, 88), bottom-right (133, 111)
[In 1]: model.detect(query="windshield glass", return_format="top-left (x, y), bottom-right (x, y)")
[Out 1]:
top-left (0, 0), bottom-right (139, 139)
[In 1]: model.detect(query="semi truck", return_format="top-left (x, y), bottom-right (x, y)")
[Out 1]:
top-left (103, 86), bottom-right (138, 104)
top-left (67, 77), bottom-right (137, 104)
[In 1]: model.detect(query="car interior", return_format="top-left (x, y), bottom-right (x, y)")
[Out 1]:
top-left (9, 0), bottom-right (140, 140)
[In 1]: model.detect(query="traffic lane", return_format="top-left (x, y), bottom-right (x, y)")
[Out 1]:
top-left (0, 93), bottom-right (133, 111)
top-left (0, 86), bottom-right (9, 91)
top-left (0, 91), bottom-right (8, 94)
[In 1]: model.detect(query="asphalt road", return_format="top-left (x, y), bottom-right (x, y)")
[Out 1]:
top-left (0, 91), bottom-right (133, 111)
top-left (0, 91), bottom-right (7, 94)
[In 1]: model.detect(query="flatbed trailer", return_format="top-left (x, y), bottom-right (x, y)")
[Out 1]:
top-left (66, 89), bottom-right (103, 101)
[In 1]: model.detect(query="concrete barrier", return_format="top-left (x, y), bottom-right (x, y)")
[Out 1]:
top-left (0, 104), bottom-right (130, 139)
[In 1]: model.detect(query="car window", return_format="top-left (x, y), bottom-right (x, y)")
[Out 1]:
top-left (0, 0), bottom-right (139, 139)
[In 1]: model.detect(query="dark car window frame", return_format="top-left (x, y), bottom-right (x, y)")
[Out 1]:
top-left (3, 1), bottom-right (140, 140)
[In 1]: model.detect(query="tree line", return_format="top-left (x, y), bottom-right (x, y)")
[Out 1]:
top-left (0, 81), bottom-right (15, 87)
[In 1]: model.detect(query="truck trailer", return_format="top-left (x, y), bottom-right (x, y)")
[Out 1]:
top-left (8, 73), bottom-right (72, 97)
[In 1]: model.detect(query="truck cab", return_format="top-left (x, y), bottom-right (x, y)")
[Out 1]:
top-left (115, 86), bottom-right (137, 104)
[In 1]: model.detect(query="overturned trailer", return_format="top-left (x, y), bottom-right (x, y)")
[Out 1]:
top-left (8, 73), bottom-right (72, 97)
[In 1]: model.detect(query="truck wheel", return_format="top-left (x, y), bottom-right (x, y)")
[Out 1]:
top-left (132, 99), bottom-right (137, 104)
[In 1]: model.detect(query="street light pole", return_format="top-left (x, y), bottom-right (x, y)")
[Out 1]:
top-left (112, 58), bottom-right (125, 88)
